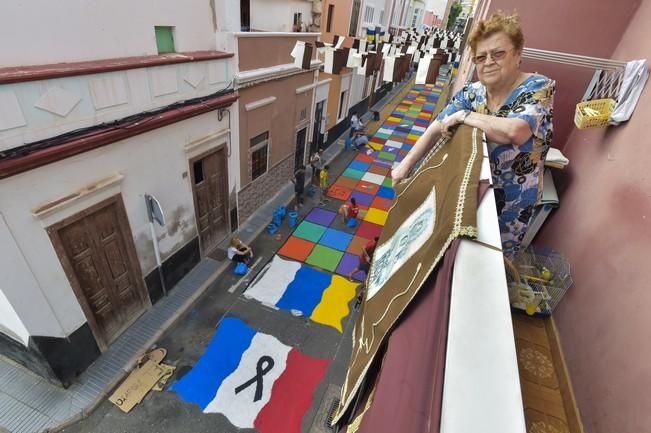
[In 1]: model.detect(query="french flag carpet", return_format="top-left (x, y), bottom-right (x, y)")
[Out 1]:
top-left (171, 317), bottom-right (331, 433)
top-left (244, 256), bottom-right (358, 332)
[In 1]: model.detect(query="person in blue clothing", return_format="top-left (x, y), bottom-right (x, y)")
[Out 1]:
top-left (392, 11), bottom-right (555, 259)
top-left (349, 111), bottom-right (363, 138)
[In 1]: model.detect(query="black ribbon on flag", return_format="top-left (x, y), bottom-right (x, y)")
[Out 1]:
top-left (234, 355), bottom-right (275, 402)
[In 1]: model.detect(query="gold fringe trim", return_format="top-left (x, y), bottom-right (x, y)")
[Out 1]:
top-left (458, 225), bottom-right (478, 238)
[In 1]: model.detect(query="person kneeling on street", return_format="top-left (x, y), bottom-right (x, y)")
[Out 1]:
top-left (353, 131), bottom-right (371, 152)
top-left (349, 236), bottom-right (379, 309)
top-left (338, 197), bottom-right (359, 224)
top-left (348, 236), bottom-right (378, 281)
top-left (228, 238), bottom-right (253, 264)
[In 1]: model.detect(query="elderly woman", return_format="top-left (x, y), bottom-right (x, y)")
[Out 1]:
top-left (392, 12), bottom-right (555, 258)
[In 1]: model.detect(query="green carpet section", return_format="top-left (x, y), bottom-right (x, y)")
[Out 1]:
top-left (292, 221), bottom-right (328, 243)
top-left (305, 245), bottom-right (345, 272)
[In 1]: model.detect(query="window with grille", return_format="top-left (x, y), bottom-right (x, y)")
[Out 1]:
top-left (293, 12), bottom-right (302, 27)
top-left (364, 6), bottom-right (374, 23)
top-left (241, 0), bottom-right (250, 31)
top-left (349, 0), bottom-right (361, 36)
top-left (250, 131), bottom-right (269, 180)
top-left (363, 76), bottom-right (372, 98)
top-left (326, 5), bottom-right (334, 33)
top-left (338, 90), bottom-right (348, 120)
top-left (412, 9), bottom-right (420, 27)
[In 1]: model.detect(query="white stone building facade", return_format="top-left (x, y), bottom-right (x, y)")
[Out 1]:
top-left (0, 0), bottom-right (239, 385)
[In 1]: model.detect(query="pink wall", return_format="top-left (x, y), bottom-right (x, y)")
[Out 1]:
top-left (423, 11), bottom-right (442, 27)
top-left (535, 0), bottom-right (651, 431)
top-left (423, 11), bottom-right (435, 26)
top-left (238, 34), bottom-right (317, 71)
top-left (486, 0), bottom-right (640, 150)
top-left (321, 0), bottom-right (353, 44)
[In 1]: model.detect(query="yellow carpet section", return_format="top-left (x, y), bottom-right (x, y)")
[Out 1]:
top-left (310, 276), bottom-right (359, 332)
top-left (364, 208), bottom-right (388, 225)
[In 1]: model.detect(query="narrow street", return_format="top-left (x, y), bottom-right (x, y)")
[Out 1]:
top-left (60, 80), bottom-right (444, 433)
top-left (3, 1), bottom-right (650, 433)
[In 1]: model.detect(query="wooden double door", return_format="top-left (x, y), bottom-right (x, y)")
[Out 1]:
top-left (49, 196), bottom-right (149, 350)
top-left (190, 147), bottom-right (230, 255)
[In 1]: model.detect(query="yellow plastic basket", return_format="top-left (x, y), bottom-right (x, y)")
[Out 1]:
top-left (574, 98), bottom-right (615, 129)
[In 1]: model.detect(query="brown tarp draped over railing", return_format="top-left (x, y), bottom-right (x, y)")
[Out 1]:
top-left (344, 180), bottom-right (490, 433)
top-left (334, 126), bottom-right (483, 426)
top-left (348, 240), bottom-right (459, 433)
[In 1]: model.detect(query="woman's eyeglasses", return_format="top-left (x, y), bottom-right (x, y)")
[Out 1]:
top-left (472, 48), bottom-right (513, 64)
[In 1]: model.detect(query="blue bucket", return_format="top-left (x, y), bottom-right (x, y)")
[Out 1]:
top-left (347, 218), bottom-right (358, 228)
top-left (233, 262), bottom-right (248, 275)
top-left (267, 223), bottom-right (278, 235)
top-left (288, 211), bottom-right (298, 228)
top-left (272, 211), bottom-right (282, 226)
top-left (277, 206), bottom-right (286, 219)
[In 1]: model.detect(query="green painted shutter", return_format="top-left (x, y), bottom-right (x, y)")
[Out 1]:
top-left (155, 26), bottom-right (175, 54)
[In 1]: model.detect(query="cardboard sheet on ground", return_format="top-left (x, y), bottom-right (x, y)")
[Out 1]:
top-left (109, 348), bottom-right (175, 413)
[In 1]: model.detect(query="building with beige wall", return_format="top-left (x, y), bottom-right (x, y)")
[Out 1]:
top-left (319, 0), bottom-right (394, 148)
top-left (0, 0), bottom-right (237, 386)
top-left (234, 33), bottom-right (323, 222)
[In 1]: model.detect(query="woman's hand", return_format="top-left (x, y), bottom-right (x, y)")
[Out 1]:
top-left (439, 111), bottom-right (465, 137)
top-left (391, 159), bottom-right (413, 186)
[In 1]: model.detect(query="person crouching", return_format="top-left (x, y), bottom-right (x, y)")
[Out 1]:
top-left (228, 238), bottom-right (253, 264)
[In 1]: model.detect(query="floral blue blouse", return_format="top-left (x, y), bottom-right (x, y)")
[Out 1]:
top-left (436, 75), bottom-right (555, 258)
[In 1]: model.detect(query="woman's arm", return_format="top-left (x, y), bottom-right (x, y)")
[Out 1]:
top-left (392, 85), bottom-right (474, 185)
top-left (391, 119), bottom-right (444, 184)
top-left (461, 112), bottom-right (532, 146)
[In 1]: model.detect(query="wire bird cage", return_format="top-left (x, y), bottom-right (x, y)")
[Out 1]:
top-left (506, 245), bottom-right (572, 316)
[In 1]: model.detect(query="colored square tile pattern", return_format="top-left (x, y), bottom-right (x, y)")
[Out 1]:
top-left (277, 82), bottom-right (445, 276)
